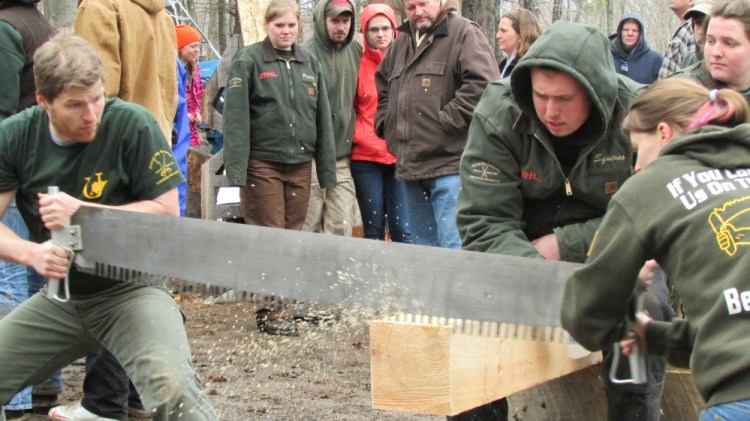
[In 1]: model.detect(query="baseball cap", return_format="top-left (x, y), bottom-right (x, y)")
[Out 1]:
top-left (684, 0), bottom-right (714, 20)
top-left (325, 0), bottom-right (353, 18)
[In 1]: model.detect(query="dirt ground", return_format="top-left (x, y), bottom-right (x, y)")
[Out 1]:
top-left (25, 294), bottom-right (439, 421)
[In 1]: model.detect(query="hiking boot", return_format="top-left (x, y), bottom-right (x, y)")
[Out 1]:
top-left (256, 309), bottom-right (298, 336)
top-left (48, 403), bottom-right (118, 421)
top-left (4, 409), bottom-right (28, 421)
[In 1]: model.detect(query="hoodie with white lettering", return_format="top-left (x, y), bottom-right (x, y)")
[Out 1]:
top-left (457, 21), bottom-right (641, 263)
top-left (562, 124), bottom-right (750, 407)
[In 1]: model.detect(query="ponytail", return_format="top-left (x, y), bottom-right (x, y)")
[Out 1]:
top-left (687, 88), bottom-right (750, 130)
top-left (623, 78), bottom-right (750, 134)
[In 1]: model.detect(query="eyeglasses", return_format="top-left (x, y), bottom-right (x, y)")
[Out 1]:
top-left (367, 26), bottom-right (392, 35)
top-left (619, 59), bottom-right (628, 72)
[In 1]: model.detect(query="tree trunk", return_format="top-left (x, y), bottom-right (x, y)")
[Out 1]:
top-left (552, 0), bottom-right (563, 22)
top-left (41, 0), bottom-right (77, 30)
top-left (461, 0), bottom-right (498, 61)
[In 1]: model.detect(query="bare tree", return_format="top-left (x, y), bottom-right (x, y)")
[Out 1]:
top-left (41, 0), bottom-right (77, 30)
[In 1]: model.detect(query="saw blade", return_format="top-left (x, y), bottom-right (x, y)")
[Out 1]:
top-left (71, 207), bottom-right (579, 328)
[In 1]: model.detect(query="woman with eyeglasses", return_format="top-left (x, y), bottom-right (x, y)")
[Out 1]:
top-left (609, 13), bottom-right (663, 84)
top-left (350, 3), bottom-right (412, 243)
top-left (496, 8), bottom-right (541, 79)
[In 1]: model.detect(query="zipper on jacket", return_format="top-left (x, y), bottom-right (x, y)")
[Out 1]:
top-left (564, 179), bottom-right (573, 196)
top-left (534, 132), bottom-right (572, 196)
top-left (281, 57), bottom-right (295, 152)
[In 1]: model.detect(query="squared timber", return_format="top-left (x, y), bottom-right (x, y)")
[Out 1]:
top-left (369, 320), bottom-right (602, 416)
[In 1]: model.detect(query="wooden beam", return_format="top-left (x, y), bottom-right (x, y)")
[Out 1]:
top-left (370, 320), bottom-right (601, 416)
top-left (369, 320), bottom-right (704, 417)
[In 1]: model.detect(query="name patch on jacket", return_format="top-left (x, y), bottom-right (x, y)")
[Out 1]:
top-left (593, 153), bottom-right (626, 165)
top-left (259, 71), bottom-right (278, 80)
top-left (302, 73), bottom-right (316, 83)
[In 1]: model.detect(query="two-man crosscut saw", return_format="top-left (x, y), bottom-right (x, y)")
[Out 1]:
top-left (60, 207), bottom-right (581, 330)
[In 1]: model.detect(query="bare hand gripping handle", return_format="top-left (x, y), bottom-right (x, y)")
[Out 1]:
top-left (46, 186), bottom-right (70, 302)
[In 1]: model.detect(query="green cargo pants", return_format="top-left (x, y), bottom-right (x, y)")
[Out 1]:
top-left (0, 282), bottom-right (217, 421)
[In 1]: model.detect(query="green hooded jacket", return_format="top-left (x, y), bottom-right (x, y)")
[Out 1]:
top-left (0, 0), bottom-right (54, 121)
top-left (672, 61), bottom-right (750, 103)
top-left (562, 124), bottom-right (750, 407)
top-left (301, 0), bottom-right (361, 159)
top-left (457, 21), bottom-right (642, 263)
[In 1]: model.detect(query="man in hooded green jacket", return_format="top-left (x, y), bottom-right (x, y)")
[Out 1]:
top-left (456, 21), bottom-right (671, 421)
top-left (301, 0), bottom-right (362, 237)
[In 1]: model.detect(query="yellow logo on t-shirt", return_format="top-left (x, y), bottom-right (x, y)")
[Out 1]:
top-left (149, 150), bottom-right (180, 185)
top-left (82, 172), bottom-right (108, 199)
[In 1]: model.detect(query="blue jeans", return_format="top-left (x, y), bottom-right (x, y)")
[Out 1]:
top-left (402, 175), bottom-right (461, 248)
top-left (82, 349), bottom-right (141, 419)
top-left (0, 205), bottom-right (62, 410)
top-left (701, 399), bottom-right (750, 420)
top-left (350, 160), bottom-right (412, 243)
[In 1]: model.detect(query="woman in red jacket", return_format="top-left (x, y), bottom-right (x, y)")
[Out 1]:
top-left (351, 3), bottom-right (412, 242)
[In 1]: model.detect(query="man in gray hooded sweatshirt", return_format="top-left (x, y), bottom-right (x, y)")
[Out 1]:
top-left (301, 0), bottom-right (361, 237)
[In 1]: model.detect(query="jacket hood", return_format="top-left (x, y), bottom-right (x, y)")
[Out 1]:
top-left (661, 124), bottom-right (750, 169)
top-left (0, 0), bottom-right (40, 6)
top-left (130, 0), bottom-right (164, 14)
top-left (360, 3), bottom-right (398, 61)
top-left (610, 13), bottom-right (651, 59)
top-left (511, 21), bottom-right (618, 141)
top-left (312, 0), bottom-right (356, 50)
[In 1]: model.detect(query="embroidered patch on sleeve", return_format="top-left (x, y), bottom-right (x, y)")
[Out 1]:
top-left (227, 77), bottom-right (243, 89)
top-left (468, 161), bottom-right (501, 184)
top-left (149, 150), bottom-right (180, 185)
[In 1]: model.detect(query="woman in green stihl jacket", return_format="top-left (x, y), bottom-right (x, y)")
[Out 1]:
top-left (562, 78), bottom-right (750, 420)
top-left (223, 0), bottom-right (336, 230)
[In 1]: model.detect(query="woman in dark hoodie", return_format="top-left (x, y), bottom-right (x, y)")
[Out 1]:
top-left (610, 13), bottom-right (664, 84)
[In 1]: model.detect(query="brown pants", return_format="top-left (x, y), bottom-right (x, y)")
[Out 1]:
top-left (240, 159), bottom-right (312, 229)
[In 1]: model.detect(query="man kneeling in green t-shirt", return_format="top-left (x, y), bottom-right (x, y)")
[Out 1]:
top-left (0, 33), bottom-right (218, 421)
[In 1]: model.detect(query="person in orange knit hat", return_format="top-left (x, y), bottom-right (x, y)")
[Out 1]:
top-left (176, 24), bottom-right (205, 147)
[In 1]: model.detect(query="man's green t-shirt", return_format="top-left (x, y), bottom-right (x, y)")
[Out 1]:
top-left (0, 98), bottom-right (184, 294)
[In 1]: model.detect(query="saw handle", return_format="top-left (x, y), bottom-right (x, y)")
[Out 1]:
top-left (46, 186), bottom-right (70, 302)
top-left (609, 294), bottom-right (647, 384)
top-left (609, 341), bottom-right (647, 384)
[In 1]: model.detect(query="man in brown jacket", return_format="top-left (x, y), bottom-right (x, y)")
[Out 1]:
top-left (73, 0), bottom-right (177, 142)
top-left (375, 0), bottom-right (499, 249)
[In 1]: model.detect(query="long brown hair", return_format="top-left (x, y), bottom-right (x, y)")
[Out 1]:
top-left (502, 9), bottom-right (542, 59)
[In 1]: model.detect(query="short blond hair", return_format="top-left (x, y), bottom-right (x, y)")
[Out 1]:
top-left (33, 33), bottom-right (104, 101)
